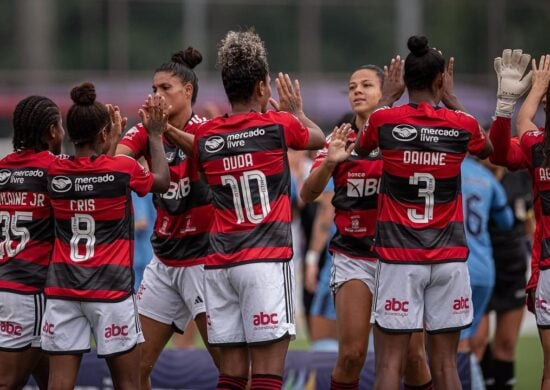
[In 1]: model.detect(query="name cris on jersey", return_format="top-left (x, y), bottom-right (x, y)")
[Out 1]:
top-left (403, 150), bottom-right (446, 166)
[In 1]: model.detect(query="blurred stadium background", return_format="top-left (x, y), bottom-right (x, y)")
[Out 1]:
top-left (3, 0), bottom-right (548, 388)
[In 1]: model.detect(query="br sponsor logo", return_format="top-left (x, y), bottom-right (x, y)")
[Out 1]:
top-left (346, 177), bottom-right (379, 198)
top-left (42, 321), bottom-right (55, 336)
top-left (205, 136), bottom-right (225, 153)
top-left (384, 298), bottom-right (409, 316)
top-left (0, 170), bottom-right (11, 185)
top-left (392, 124), bottom-right (417, 142)
top-left (51, 176), bottom-right (72, 192)
top-left (253, 312), bottom-right (279, 329)
top-left (104, 324), bottom-right (129, 339)
top-left (159, 177), bottom-right (190, 200)
top-left (0, 321), bottom-right (22, 336)
top-left (452, 296), bottom-right (470, 313)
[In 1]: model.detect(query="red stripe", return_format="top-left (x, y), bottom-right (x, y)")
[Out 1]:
top-left (377, 193), bottom-right (463, 229)
top-left (206, 247), bottom-right (292, 267)
top-left (202, 150), bottom-right (285, 186)
top-left (52, 197), bottom-right (128, 220)
top-left (44, 287), bottom-right (128, 301)
top-left (52, 240), bottom-right (132, 268)
top-left (334, 209), bottom-right (376, 236)
top-left (154, 205), bottom-right (213, 238)
top-left (0, 280), bottom-right (39, 293)
top-left (381, 149), bottom-right (464, 179)
top-left (2, 241), bottom-right (52, 265)
top-left (375, 246), bottom-right (468, 263)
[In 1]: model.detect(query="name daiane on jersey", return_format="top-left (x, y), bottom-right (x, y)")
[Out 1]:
top-left (403, 150), bottom-right (446, 166)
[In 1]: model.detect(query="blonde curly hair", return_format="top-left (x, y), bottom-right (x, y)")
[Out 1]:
top-left (217, 29), bottom-right (269, 104)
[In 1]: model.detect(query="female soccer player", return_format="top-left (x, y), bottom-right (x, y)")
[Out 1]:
top-left (355, 35), bottom-right (492, 389)
top-left (193, 29), bottom-right (325, 390)
top-left (42, 82), bottom-right (169, 389)
top-left (116, 47), bottom-right (220, 388)
top-left (301, 65), bottom-right (432, 389)
top-left (489, 50), bottom-right (550, 390)
top-left (0, 96), bottom-right (64, 389)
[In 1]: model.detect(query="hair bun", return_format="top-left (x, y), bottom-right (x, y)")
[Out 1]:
top-left (171, 47), bottom-right (203, 69)
top-left (407, 35), bottom-right (430, 57)
top-left (70, 82), bottom-right (96, 106)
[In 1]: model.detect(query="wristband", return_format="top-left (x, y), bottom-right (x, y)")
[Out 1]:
top-left (495, 98), bottom-right (517, 118)
top-left (305, 250), bottom-right (320, 265)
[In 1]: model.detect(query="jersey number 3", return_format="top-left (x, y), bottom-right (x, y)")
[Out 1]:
top-left (408, 173), bottom-right (435, 224)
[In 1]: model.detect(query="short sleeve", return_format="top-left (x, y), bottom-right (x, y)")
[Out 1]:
top-left (466, 119), bottom-right (488, 156)
top-left (357, 111), bottom-right (381, 152)
top-left (311, 139), bottom-right (330, 170)
top-left (277, 112), bottom-right (310, 150)
top-left (119, 125), bottom-right (148, 158)
top-left (127, 157), bottom-right (154, 196)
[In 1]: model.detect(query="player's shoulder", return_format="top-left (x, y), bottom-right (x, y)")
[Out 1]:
top-left (185, 114), bottom-right (209, 135)
top-left (123, 123), bottom-right (146, 140)
top-left (443, 109), bottom-right (478, 128)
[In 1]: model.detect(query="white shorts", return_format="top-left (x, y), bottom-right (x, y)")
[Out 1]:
top-left (330, 252), bottom-right (377, 294)
top-left (136, 257), bottom-right (206, 333)
top-left (535, 269), bottom-right (550, 328)
top-left (372, 262), bottom-right (473, 333)
top-left (0, 292), bottom-right (44, 351)
top-left (205, 261), bottom-right (296, 346)
top-left (41, 295), bottom-right (144, 357)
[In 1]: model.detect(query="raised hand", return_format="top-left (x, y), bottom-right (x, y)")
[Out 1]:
top-left (326, 124), bottom-right (355, 166)
top-left (441, 57), bottom-right (466, 111)
top-left (269, 73), bottom-right (303, 114)
top-left (379, 55), bottom-right (405, 107)
top-left (106, 104), bottom-right (127, 140)
top-left (139, 95), bottom-right (169, 136)
top-left (530, 54), bottom-right (550, 97)
top-left (494, 49), bottom-right (532, 117)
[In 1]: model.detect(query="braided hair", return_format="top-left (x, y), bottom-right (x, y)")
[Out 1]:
top-left (12, 96), bottom-right (60, 152)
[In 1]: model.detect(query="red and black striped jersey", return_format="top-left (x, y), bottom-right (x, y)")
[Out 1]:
top-left (358, 102), bottom-right (488, 264)
top-left (194, 111), bottom-right (310, 268)
top-left (119, 114), bottom-right (212, 267)
top-left (45, 154), bottom-right (154, 301)
top-left (312, 130), bottom-right (382, 261)
top-left (0, 150), bottom-right (56, 294)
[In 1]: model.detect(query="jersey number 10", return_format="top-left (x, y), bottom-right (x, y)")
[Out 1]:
top-left (221, 170), bottom-right (271, 224)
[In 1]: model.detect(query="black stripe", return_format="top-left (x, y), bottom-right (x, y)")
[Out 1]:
top-left (153, 180), bottom-right (212, 215)
top-left (132, 295), bottom-right (140, 333)
top-left (46, 263), bottom-right (133, 293)
top-left (151, 232), bottom-right (210, 261)
top-left (47, 172), bottom-right (130, 200)
top-left (372, 261), bottom-right (381, 317)
top-left (0, 259), bottom-right (47, 289)
top-left (376, 221), bottom-right (467, 250)
top-left (330, 234), bottom-right (376, 259)
top-left (378, 124), bottom-right (472, 154)
top-left (0, 168), bottom-right (48, 193)
top-left (332, 188), bottom-right (378, 210)
top-left (0, 217), bottom-right (54, 245)
top-left (211, 171), bottom-right (289, 211)
top-left (33, 294), bottom-right (38, 337)
top-left (198, 124), bottom-right (285, 163)
top-left (55, 215), bottom-right (132, 244)
top-left (38, 294), bottom-right (44, 336)
top-left (210, 221), bottom-right (291, 256)
top-left (541, 238), bottom-right (550, 262)
top-left (531, 143), bottom-right (544, 168)
top-left (285, 262), bottom-right (293, 323)
top-left (381, 172), bottom-right (460, 205)
top-left (540, 191), bottom-right (550, 216)
top-left (282, 263), bottom-right (290, 325)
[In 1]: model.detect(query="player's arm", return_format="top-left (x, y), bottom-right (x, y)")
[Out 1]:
top-left (270, 72), bottom-right (325, 150)
top-left (139, 95), bottom-right (170, 193)
top-left (441, 57), bottom-right (467, 112)
top-left (376, 55), bottom-right (405, 109)
top-left (304, 190), bottom-right (334, 293)
top-left (106, 104), bottom-right (128, 156)
top-left (517, 55), bottom-right (550, 137)
top-left (164, 125), bottom-right (195, 157)
top-left (301, 125), bottom-right (354, 203)
top-left (488, 118), bottom-right (529, 170)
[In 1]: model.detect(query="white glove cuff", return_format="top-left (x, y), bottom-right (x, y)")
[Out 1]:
top-left (495, 98), bottom-right (516, 118)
